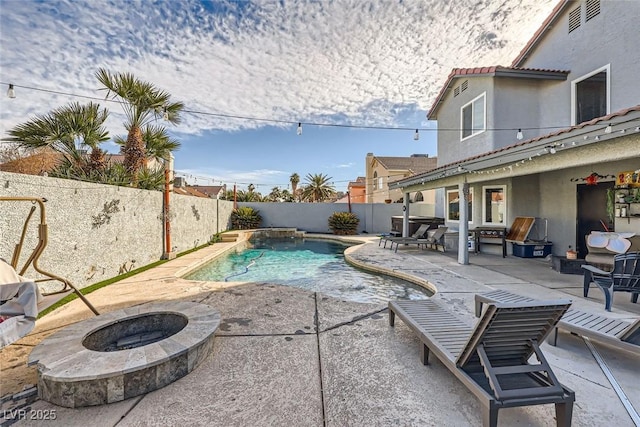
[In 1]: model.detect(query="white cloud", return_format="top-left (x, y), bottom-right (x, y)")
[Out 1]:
top-left (176, 167), bottom-right (289, 190)
top-left (0, 0), bottom-right (557, 138)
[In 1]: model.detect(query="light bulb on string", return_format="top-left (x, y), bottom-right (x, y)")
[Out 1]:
top-left (516, 129), bottom-right (523, 140)
top-left (7, 84), bottom-right (16, 98)
top-left (297, 123), bottom-right (302, 135)
top-left (163, 107), bottom-right (169, 121)
top-left (413, 129), bottom-right (419, 141)
top-left (604, 124), bottom-right (612, 133)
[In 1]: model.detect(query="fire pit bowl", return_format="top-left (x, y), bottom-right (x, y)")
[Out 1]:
top-left (28, 301), bottom-right (220, 408)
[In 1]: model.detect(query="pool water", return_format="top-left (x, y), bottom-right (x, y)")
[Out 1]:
top-left (186, 238), bottom-right (431, 303)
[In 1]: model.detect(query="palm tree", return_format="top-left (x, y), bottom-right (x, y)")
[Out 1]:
top-left (301, 173), bottom-right (336, 202)
top-left (4, 101), bottom-right (109, 174)
top-left (267, 186), bottom-right (282, 202)
top-left (96, 68), bottom-right (184, 184)
top-left (290, 173), bottom-right (300, 201)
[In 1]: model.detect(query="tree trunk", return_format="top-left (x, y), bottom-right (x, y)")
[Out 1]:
top-left (124, 126), bottom-right (145, 185)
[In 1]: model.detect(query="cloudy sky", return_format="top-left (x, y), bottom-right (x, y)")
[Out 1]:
top-left (0, 0), bottom-right (557, 192)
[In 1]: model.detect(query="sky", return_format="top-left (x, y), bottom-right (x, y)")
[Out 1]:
top-left (0, 0), bottom-right (558, 193)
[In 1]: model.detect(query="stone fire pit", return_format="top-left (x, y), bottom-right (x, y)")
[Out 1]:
top-left (28, 301), bottom-right (220, 408)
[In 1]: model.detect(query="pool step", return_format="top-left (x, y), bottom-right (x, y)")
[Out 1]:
top-left (221, 232), bottom-right (241, 242)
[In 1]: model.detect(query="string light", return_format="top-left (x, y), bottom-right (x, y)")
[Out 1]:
top-left (413, 129), bottom-right (419, 141)
top-left (0, 82), bottom-right (595, 135)
top-left (516, 129), bottom-right (523, 140)
top-left (163, 107), bottom-right (169, 121)
top-left (7, 84), bottom-right (15, 98)
top-left (604, 124), bottom-right (612, 133)
top-left (549, 146), bottom-right (557, 154)
top-left (297, 123), bottom-right (302, 135)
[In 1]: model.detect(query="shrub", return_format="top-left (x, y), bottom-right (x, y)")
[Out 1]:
top-left (231, 206), bottom-right (262, 230)
top-left (328, 211), bottom-right (359, 235)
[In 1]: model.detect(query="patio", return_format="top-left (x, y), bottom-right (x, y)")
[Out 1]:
top-left (1, 235), bottom-right (639, 426)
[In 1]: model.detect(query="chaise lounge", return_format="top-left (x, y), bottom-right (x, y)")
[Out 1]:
top-left (475, 289), bottom-right (640, 355)
top-left (379, 224), bottom-right (430, 248)
top-left (389, 298), bottom-right (574, 427)
top-left (389, 226), bottom-right (448, 253)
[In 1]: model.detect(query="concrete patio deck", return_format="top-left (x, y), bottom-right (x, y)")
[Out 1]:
top-left (1, 235), bottom-right (639, 426)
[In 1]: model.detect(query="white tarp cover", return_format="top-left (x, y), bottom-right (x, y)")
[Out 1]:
top-left (0, 260), bottom-right (42, 348)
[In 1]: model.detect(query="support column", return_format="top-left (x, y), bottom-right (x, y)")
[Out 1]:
top-left (458, 181), bottom-right (469, 265)
top-left (403, 192), bottom-right (410, 237)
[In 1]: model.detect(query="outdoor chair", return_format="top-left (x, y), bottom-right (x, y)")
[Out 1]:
top-left (390, 226), bottom-right (448, 253)
top-left (389, 298), bottom-right (574, 427)
top-left (379, 224), bottom-right (430, 248)
top-left (582, 251), bottom-right (640, 311)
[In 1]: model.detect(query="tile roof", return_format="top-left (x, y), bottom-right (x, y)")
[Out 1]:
top-left (427, 66), bottom-right (569, 119)
top-left (374, 155), bottom-right (438, 174)
top-left (190, 185), bottom-right (226, 197)
top-left (348, 177), bottom-right (366, 187)
top-left (0, 149), bottom-right (62, 175)
top-left (173, 186), bottom-right (210, 198)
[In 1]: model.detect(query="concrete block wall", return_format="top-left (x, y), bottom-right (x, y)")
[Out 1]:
top-left (0, 171), bottom-right (233, 289)
top-left (239, 202), bottom-right (436, 234)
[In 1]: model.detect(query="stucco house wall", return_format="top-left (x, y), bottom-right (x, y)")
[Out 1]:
top-left (517, 0), bottom-right (640, 125)
top-left (435, 76), bottom-right (494, 166)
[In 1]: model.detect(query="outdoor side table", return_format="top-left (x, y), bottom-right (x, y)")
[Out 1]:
top-left (472, 227), bottom-right (507, 257)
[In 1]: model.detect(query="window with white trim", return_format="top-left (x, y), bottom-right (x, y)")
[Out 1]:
top-left (572, 65), bottom-right (609, 125)
top-left (373, 172), bottom-right (378, 190)
top-left (446, 189), bottom-right (473, 222)
top-left (461, 93), bottom-right (486, 141)
top-left (482, 186), bottom-right (506, 226)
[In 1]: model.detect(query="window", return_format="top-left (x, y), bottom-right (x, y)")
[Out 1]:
top-left (461, 93), bottom-right (485, 140)
top-left (482, 186), bottom-right (506, 225)
top-left (373, 172), bottom-right (378, 190)
top-left (572, 65), bottom-right (609, 125)
top-left (446, 189), bottom-right (473, 222)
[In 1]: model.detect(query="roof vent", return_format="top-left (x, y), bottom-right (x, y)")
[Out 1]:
top-left (461, 80), bottom-right (468, 92)
top-left (586, 0), bottom-right (600, 21)
top-left (454, 86), bottom-right (460, 97)
top-left (410, 154), bottom-right (429, 158)
top-left (569, 6), bottom-right (581, 33)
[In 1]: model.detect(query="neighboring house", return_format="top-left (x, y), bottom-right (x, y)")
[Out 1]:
top-left (189, 184), bottom-right (227, 199)
top-left (0, 148), bottom-right (61, 175)
top-left (0, 150), bottom-right (163, 175)
top-left (390, 0), bottom-right (640, 260)
top-left (365, 153), bottom-right (438, 204)
top-left (347, 177), bottom-right (366, 203)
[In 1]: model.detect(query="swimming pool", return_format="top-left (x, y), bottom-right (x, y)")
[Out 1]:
top-left (185, 238), bottom-right (431, 303)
